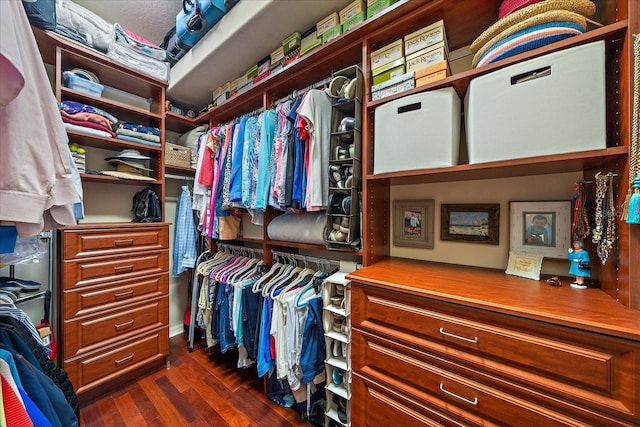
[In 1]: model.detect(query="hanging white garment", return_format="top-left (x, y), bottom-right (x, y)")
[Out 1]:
top-left (0, 0), bottom-right (80, 237)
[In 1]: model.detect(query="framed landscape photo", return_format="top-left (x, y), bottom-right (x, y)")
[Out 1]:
top-left (440, 204), bottom-right (500, 244)
top-left (510, 201), bottom-right (571, 258)
top-left (393, 199), bottom-right (435, 249)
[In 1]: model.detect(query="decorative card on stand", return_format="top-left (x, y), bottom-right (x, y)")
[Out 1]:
top-left (505, 251), bottom-right (543, 280)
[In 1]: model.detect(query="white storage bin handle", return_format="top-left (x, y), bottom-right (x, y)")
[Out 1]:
top-left (397, 102), bottom-right (422, 114)
top-left (511, 66), bottom-right (551, 85)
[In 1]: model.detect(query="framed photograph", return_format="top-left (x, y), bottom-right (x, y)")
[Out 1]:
top-left (510, 201), bottom-right (571, 259)
top-left (393, 199), bottom-right (435, 249)
top-left (440, 204), bottom-right (500, 244)
top-left (505, 251), bottom-right (544, 280)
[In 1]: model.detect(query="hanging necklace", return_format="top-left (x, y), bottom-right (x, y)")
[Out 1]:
top-left (594, 172), bottom-right (617, 264)
top-left (571, 181), bottom-right (590, 241)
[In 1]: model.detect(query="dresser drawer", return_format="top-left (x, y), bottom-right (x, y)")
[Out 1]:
top-left (62, 226), bottom-right (168, 259)
top-left (63, 273), bottom-right (168, 319)
top-left (64, 296), bottom-right (168, 358)
top-left (353, 330), bottom-right (617, 427)
top-left (64, 328), bottom-right (169, 395)
top-left (352, 284), bottom-right (640, 423)
top-left (62, 250), bottom-right (168, 289)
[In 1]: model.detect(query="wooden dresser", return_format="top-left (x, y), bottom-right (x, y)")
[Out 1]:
top-left (348, 259), bottom-right (640, 426)
top-left (58, 223), bottom-right (170, 402)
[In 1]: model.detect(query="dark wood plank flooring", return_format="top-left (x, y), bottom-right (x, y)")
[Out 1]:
top-left (79, 334), bottom-right (310, 426)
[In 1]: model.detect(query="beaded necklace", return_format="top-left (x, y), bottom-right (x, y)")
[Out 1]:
top-left (593, 172), bottom-right (617, 264)
top-left (571, 181), bottom-right (590, 241)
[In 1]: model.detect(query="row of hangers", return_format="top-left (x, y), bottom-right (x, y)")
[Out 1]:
top-left (196, 244), bottom-right (338, 308)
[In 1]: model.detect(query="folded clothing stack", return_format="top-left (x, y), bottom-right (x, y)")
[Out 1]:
top-left (0, 277), bottom-right (42, 299)
top-left (470, 0), bottom-right (596, 68)
top-left (60, 99), bottom-right (119, 138)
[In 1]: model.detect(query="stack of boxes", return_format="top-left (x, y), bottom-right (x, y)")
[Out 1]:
top-left (370, 39), bottom-right (413, 101)
top-left (367, 0), bottom-right (396, 18)
top-left (405, 20), bottom-right (450, 88)
top-left (370, 19), bottom-right (450, 101)
top-left (317, 12), bottom-right (341, 45)
top-left (340, 0), bottom-right (366, 32)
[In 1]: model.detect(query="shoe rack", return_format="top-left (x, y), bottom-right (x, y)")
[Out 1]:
top-left (326, 66), bottom-right (363, 251)
top-left (322, 271), bottom-right (351, 427)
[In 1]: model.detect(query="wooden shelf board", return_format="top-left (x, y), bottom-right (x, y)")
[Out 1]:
top-left (66, 130), bottom-right (162, 153)
top-left (80, 173), bottom-right (160, 185)
top-left (61, 88), bottom-right (162, 121)
top-left (366, 147), bottom-right (628, 185)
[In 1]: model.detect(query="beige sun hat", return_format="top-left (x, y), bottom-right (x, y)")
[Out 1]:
top-left (470, 0), bottom-right (596, 53)
top-left (102, 162), bottom-right (155, 181)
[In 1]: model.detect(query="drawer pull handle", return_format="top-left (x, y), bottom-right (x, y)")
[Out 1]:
top-left (439, 383), bottom-right (478, 406)
top-left (114, 290), bottom-right (134, 300)
top-left (114, 265), bottom-right (134, 273)
top-left (439, 327), bottom-right (478, 344)
top-left (114, 353), bottom-right (134, 366)
top-left (114, 239), bottom-right (134, 247)
top-left (115, 319), bottom-right (134, 330)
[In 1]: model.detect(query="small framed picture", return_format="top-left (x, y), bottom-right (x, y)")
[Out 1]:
top-left (510, 201), bottom-right (571, 259)
top-left (505, 251), bottom-right (544, 280)
top-left (393, 199), bottom-right (435, 249)
top-left (440, 203), bottom-right (500, 244)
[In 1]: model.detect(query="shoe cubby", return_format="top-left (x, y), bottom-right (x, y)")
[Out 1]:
top-left (322, 272), bottom-right (351, 427)
top-left (326, 65), bottom-right (362, 251)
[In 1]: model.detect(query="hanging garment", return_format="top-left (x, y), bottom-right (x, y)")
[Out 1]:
top-left (172, 186), bottom-right (198, 277)
top-left (0, 0), bottom-right (81, 237)
top-left (254, 110), bottom-right (277, 209)
top-left (297, 89), bottom-right (331, 211)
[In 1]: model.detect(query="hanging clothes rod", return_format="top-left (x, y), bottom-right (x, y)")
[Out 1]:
top-left (270, 250), bottom-right (340, 270)
top-left (165, 174), bottom-right (194, 181)
top-left (217, 243), bottom-right (264, 258)
top-left (272, 75), bottom-right (334, 107)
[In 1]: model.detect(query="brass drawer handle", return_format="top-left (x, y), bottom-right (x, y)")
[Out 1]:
top-left (439, 327), bottom-right (478, 344)
top-left (439, 383), bottom-right (478, 406)
top-left (115, 319), bottom-right (134, 330)
top-left (114, 239), bottom-right (134, 247)
top-left (114, 353), bottom-right (134, 366)
top-left (114, 265), bottom-right (134, 273)
top-left (114, 290), bottom-right (134, 300)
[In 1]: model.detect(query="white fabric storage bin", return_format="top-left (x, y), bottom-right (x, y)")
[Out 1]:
top-left (465, 41), bottom-right (606, 164)
top-left (374, 87), bottom-right (460, 174)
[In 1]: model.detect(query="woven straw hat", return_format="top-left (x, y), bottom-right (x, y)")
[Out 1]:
top-left (102, 162), bottom-right (155, 181)
top-left (470, 0), bottom-right (596, 53)
top-left (472, 10), bottom-right (587, 67)
top-left (474, 22), bottom-right (585, 67)
top-left (499, 0), bottom-right (544, 19)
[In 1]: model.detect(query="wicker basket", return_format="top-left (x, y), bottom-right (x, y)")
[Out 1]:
top-left (165, 143), bottom-right (191, 168)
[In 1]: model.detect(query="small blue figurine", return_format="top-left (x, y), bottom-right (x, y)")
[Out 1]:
top-left (568, 240), bottom-right (590, 289)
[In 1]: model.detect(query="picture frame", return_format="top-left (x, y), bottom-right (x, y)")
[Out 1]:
top-left (393, 199), bottom-right (435, 249)
top-left (510, 201), bottom-right (571, 259)
top-left (440, 203), bottom-right (500, 244)
top-left (505, 251), bottom-right (544, 280)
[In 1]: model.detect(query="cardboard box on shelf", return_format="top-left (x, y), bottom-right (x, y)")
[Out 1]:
top-left (371, 71), bottom-right (415, 101)
top-left (282, 31), bottom-right (301, 55)
top-left (370, 39), bottom-right (403, 70)
top-left (372, 63), bottom-right (405, 85)
top-left (322, 24), bottom-right (343, 44)
top-left (317, 12), bottom-right (340, 36)
top-left (246, 64), bottom-right (258, 79)
top-left (343, 11), bottom-right (365, 32)
top-left (300, 26), bottom-right (322, 56)
top-left (415, 69), bottom-right (449, 87)
top-left (404, 20), bottom-right (446, 57)
top-left (405, 42), bottom-right (447, 74)
top-left (367, 0), bottom-right (395, 18)
top-left (340, 0), bottom-right (366, 23)
top-left (271, 46), bottom-right (285, 66)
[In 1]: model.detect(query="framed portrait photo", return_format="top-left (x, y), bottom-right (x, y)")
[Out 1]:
top-left (510, 201), bottom-right (571, 259)
top-left (440, 203), bottom-right (500, 244)
top-left (393, 199), bottom-right (435, 249)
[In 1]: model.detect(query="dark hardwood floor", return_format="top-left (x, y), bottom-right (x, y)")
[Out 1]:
top-left (79, 334), bottom-right (311, 426)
